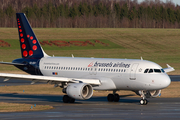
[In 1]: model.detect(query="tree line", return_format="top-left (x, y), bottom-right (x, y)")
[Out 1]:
top-left (0, 0), bottom-right (180, 28)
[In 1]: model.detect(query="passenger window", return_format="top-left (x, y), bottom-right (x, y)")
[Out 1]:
top-left (149, 69), bottom-right (153, 73)
top-left (154, 69), bottom-right (161, 73)
top-left (144, 69), bottom-right (149, 73)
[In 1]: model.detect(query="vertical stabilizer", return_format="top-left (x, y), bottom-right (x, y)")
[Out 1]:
top-left (16, 13), bottom-right (48, 59)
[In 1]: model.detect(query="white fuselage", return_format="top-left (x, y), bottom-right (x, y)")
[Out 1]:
top-left (39, 57), bottom-right (171, 91)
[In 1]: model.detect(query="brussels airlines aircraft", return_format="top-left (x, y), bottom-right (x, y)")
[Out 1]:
top-left (0, 13), bottom-right (175, 105)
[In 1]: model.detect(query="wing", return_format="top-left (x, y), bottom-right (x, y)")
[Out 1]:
top-left (0, 73), bottom-right (101, 86)
top-left (0, 62), bottom-right (25, 66)
top-left (163, 64), bottom-right (175, 73)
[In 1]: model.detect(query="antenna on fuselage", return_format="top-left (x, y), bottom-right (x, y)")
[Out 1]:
top-left (141, 57), bottom-right (143, 60)
top-left (72, 54), bottom-right (74, 58)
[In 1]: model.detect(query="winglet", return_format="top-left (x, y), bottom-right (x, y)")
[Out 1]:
top-left (163, 64), bottom-right (175, 73)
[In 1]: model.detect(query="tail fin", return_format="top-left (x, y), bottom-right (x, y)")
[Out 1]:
top-left (16, 13), bottom-right (48, 59)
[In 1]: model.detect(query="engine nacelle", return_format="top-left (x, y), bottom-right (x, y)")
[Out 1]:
top-left (66, 83), bottom-right (93, 100)
top-left (135, 90), bottom-right (161, 98)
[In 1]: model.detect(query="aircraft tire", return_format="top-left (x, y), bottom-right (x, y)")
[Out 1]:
top-left (69, 98), bottom-right (75, 103)
top-left (107, 94), bottom-right (114, 102)
top-left (140, 99), bottom-right (148, 105)
top-left (114, 94), bottom-right (120, 102)
top-left (63, 95), bottom-right (70, 103)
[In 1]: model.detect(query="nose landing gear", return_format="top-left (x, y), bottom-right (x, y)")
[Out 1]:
top-left (139, 90), bottom-right (148, 105)
top-left (140, 99), bottom-right (148, 105)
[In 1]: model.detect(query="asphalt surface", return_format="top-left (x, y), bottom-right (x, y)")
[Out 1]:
top-left (0, 75), bottom-right (179, 120)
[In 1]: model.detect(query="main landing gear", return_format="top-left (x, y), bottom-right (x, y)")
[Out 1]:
top-left (107, 91), bottom-right (120, 102)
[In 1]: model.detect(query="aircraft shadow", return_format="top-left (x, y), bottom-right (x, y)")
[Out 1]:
top-left (0, 93), bottom-right (140, 104)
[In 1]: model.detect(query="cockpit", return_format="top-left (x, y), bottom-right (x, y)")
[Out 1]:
top-left (144, 69), bottom-right (165, 73)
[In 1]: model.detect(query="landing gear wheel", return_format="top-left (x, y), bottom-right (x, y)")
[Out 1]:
top-left (107, 94), bottom-right (114, 102)
top-left (114, 94), bottom-right (120, 102)
top-left (63, 95), bottom-right (75, 103)
top-left (140, 99), bottom-right (148, 105)
top-left (107, 94), bottom-right (120, 102)
top-left (63, 95), bottom-right (70, 103)
top-left (69, 98), bottom-right (75, 103)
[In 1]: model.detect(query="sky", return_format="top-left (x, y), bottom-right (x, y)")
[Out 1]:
top-left (138, 0), bottom-right (180, 5)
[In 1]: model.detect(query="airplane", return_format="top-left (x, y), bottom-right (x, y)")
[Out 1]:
top-left (0, 13), bottom-right (175, 105)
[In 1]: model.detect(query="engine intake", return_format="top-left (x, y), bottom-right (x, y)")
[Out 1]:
top-left (66, 83), bottom-right (93, 100)
top-left (135, 90), bottom-right (161, 98)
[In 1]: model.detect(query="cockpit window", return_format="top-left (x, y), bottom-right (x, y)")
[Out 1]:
top-left (144, 68), bottom-right (164, 73)
top-left (148, 69), bottom-right (153, 73)
top-left (161, 69), bottom-right (165, 73)
top-left (144, 69), bottom-right (149, 73)
top-left (154, 69), bottom-right (161, 73)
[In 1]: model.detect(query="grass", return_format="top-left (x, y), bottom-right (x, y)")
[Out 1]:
top-left (0, 102), bottom-right (53, 112)
top-left (0, 28), bottom-right (180, 74)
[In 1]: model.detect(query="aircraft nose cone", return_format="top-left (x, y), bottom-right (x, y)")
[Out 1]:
top-left (161, 75), bottom-right (171, 88)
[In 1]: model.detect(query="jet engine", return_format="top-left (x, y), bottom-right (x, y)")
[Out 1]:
top-left (65, 83), bottom-right (93, 100)
top-left (135, 90), bottom-right (161, 98)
